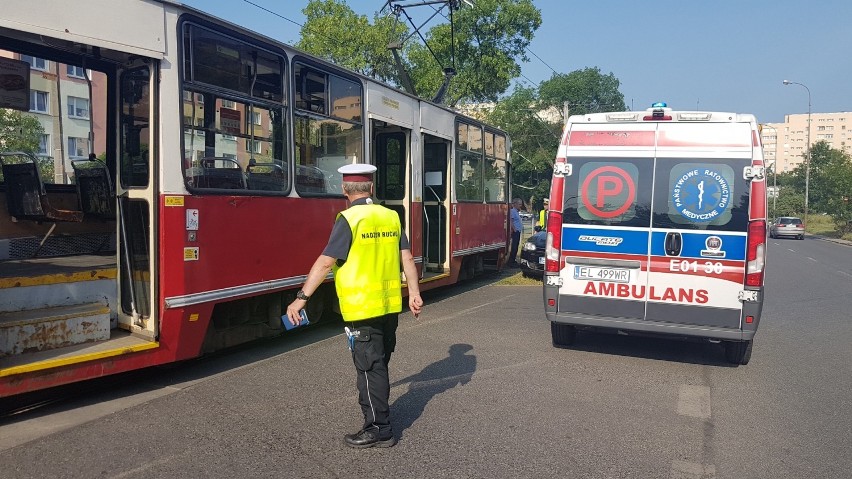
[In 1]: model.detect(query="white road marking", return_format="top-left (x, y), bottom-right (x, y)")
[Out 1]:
top-left (677, 384), bottom-right (711, 420)
top-left (839, 271), bottom-right (852, 278)
top-left (670, 460), bottom-right (717, 479)
top-left (788, 248), bottom-right (796, 252)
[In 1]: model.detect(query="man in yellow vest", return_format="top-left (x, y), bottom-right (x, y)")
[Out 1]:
top-left (285, 163), bottom-right (423, 449)
top-left (538, 198), bottom-right (549, 230)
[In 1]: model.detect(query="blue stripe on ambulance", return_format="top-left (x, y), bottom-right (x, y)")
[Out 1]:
top-left (561, 226), bottom-right (649, 255)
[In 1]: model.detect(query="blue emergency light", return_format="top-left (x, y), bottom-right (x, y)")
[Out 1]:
top-left (651, 102), bottom-right (668, 108)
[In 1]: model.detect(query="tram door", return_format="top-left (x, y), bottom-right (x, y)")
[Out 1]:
top-left (374, 128), bottom-right (409, 239)
top-left (116, 64), bottom-right (157, 339)
top-left (422, 134), bottom-right (449, 275)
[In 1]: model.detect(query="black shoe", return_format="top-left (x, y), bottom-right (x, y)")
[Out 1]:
top-left (344, 429), bottom-right (396, 449)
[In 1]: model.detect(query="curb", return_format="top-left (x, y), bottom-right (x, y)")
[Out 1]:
top-left (807, 234), bottom-right (852, 247)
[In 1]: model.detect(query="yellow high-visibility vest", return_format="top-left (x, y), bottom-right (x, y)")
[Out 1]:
top-left (334, 204), bottom-right (403, 321)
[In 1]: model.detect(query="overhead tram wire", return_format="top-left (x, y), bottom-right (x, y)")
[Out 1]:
top-left (240, 0), bottom-right (364, 56)
top-left (525, 47), bottom-right (557, 76)
top-left (422, 1), bottom-right (558, 81)
top-left (242, 0), bottom-right (554, 107)
top-left (241, 0), bottom-right (305, 30)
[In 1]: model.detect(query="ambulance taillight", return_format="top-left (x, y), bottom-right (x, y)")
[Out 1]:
top-left (745, 220), bottom-right (767, 286)
top-left (545, 210), bottom-right (562, 273)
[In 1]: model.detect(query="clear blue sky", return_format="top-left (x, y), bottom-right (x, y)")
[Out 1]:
top-left (181, 0), bottom-right (851, 123)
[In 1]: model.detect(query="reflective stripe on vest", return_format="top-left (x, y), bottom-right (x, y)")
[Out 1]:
top-left (335, 204), bottom-right (402, 321)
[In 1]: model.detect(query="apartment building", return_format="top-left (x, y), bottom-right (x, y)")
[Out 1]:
top-left (761, 112), bottom-right (852, 174)
top-left (0, 50), bottom-right (106, 184)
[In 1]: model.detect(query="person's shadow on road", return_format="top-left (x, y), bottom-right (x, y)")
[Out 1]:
top-left (390, 343), bottom-right (476, 439)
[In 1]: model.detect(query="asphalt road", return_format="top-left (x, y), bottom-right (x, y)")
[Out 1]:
top-left (1, 236), bottom-right (850, 478)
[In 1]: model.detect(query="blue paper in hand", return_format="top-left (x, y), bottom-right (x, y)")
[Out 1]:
top-left (282, 310), bottom-right (310, 330)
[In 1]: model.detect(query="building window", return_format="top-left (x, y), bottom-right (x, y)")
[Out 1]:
top-left (67, 96), bottom-right (90, 119)
top-left (30, 90), bottom-right (49, 113)
top-left (222, 99), bottom-right (235, 109)
top-left (67, 65), bottom-right (86, 78)
top-left (246, 139), bottom-right (262, 153)
top-left (68, 137), bottom-right (89, 158)
top-left (20, 55), bottom-right (48, 71)
top-left (38, 134), bottom-right (50, 156)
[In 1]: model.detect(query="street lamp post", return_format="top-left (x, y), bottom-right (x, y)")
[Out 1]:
top-left (761, 124), bottom-right (778, 215)
top-left (782, 80), bottom-right (811, 226)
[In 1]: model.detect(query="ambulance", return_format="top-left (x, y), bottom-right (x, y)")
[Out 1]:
top-left (542, 103), bottom-right (767, 365)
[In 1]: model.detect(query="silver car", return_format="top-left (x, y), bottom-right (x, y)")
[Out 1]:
top-left (770, 216), bottom-right (805, 240)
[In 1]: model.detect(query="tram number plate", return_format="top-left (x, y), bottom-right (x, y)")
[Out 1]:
top-left (573, 265), bottom-right (630, 283)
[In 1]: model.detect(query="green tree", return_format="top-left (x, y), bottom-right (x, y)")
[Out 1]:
top-left (0, 108), bottom-right (44, 153)
top-left (537, 68), bottom-right (627, 124)
top-left (296, 0), bottom-right (407, 83)
top-left (484, 68), bottom-right (626, 209)
top-left (0, 108), bottom-right (51, 180)
top-left (484, 85), bottom-right (556, 207)
top-left (405, 0), bottom-right (541, 105)
top-left (297, 0), bottom-right (541, 105)
top-left (777, 142), bottom-right (852, 232)
top-left (804, 142), bottom-right (852, 232)
top-left (772, 188), bottom-right (805, 218)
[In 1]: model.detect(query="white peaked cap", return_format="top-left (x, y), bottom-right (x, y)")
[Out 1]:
top-left (338, 163), bottom-right (377, 182)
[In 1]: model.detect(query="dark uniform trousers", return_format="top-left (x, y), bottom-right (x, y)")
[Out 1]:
top-left (349, 313), bottom-right (399, 440)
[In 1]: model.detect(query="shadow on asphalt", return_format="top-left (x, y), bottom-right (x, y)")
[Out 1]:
top-left (389, 343), bottom-right (477, 439)
top-left (559, 330), bottom-right (736, 367)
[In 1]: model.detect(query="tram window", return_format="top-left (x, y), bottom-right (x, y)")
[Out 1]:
top-left (295, 63), bottom-right (363, 121)
top-left (456, 121), bottom-right (485, 202)
top-left (296, 66), bottom-right (327, 114)
top-left (484, 131), bottom-right (507, 202)
top-left (484, 132), bottom-right (494, 157)
top-left (495, 134), bottom-right (507, 160)
top-left (485, 158), bottom-right (507, 203)
top-left (294, 115), bottom-right (361, 195)
top-left (329, 75), bottom-right (362, 122)
top-left (120, 68), bottom-right (151, 187)
top-left (377, 133), bottom-right (405, 201)
top-left (457, 123), bottom-right (469, 150)
top-left (293, 62), bottom-right (363, 197)
top-left (184, 24), bottom-right (284, 102)
top-left (468, 125), bottom-right (482, 153)
top-left (181, 91), bottom-right (287, 193)
top-left (455, 150), bottom-right (482, 202)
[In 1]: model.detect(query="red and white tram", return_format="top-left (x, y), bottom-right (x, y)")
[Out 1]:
top-left (0, 0), bottom-right (512, 397)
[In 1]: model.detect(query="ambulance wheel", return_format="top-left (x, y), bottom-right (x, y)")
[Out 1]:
top-left (724, 339), bottom-right (753, 365)
top-left (551, 322), bottom-right (577, 348)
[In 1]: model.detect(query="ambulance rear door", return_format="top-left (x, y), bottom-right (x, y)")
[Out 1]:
top-left (645, 122), bottom-right (754, 329)
top-left (558, 122), bottom-right (656, 321)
